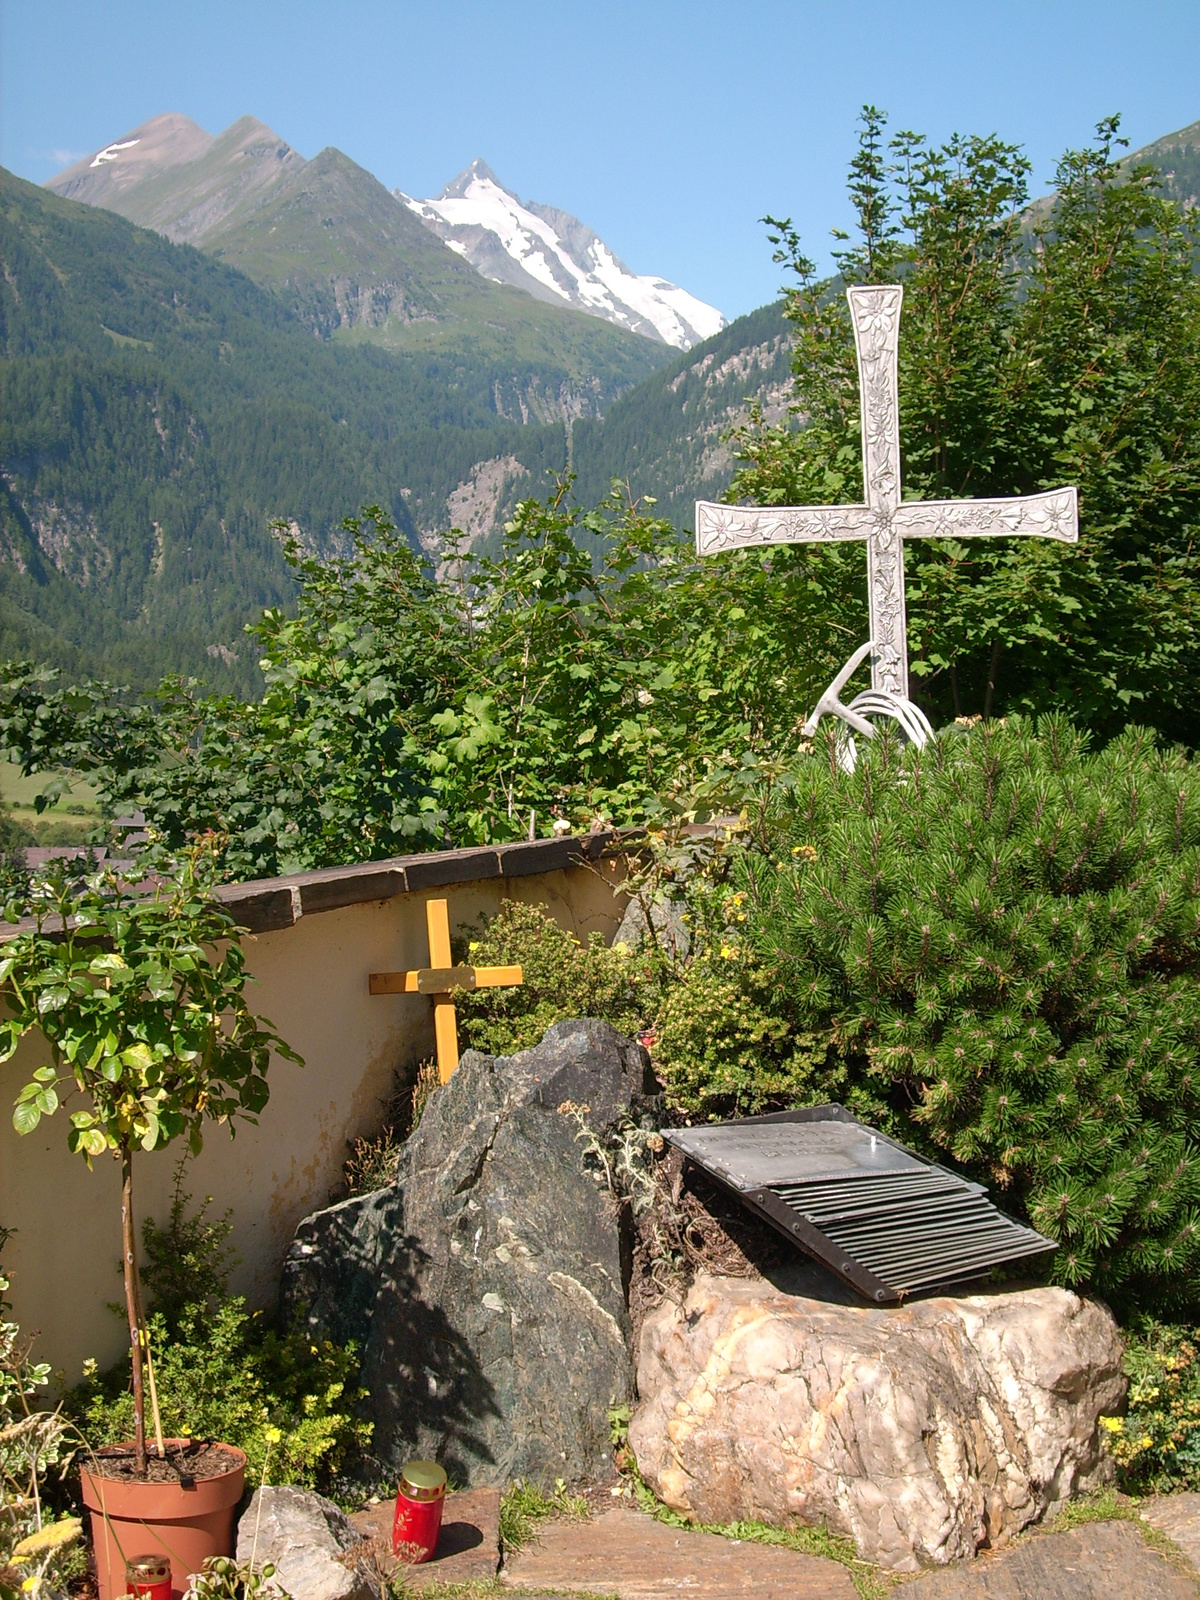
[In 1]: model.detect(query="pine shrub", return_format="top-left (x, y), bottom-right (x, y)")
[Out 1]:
top-left (739, 717), bottom-right (1200, 1310)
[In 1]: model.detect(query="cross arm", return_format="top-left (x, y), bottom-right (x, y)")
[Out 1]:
top-left (368, 964), bottom-right (523, 996)
top-left (893, 487), bottom-right (1077, 545)
top-left (695, 500), bottom-right (875, 557)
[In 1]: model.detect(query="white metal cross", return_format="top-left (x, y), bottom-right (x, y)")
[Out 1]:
top-left (695, 284), bottom-right (1078, 705)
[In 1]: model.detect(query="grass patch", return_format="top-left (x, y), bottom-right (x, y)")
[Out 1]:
top-left (498, 1480), bottom-right (588, 1554)
top-left (1039, 1487), bottom-right (1135, 1534)
top-left (0, 762), bottom-right (99, 814)
top-left (706, 1520), bottom-right (896, 1600)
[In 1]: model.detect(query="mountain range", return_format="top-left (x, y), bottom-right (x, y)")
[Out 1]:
top-left (0, 163), bottom-right (586, 689)
top-left (1123, 117), bottom-right (1200, 206)
top-left (5, 109), bottom-right (1197, 692)
top-left (47, 115), bottom-right (721, 359)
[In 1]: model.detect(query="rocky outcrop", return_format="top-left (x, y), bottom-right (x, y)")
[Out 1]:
top-left (236, 1487), bottom-right (383, 1600)
top-left (630, 1273), bottom-right (1126, 1572)
top-left (282, 1019), bottom-right (654, 1485)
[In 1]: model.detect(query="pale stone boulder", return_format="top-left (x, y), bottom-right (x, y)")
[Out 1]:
top-left (236, 1487), bottom-right (383, 1600)
top-left (629, 1273), bottom-right (1125, 1573)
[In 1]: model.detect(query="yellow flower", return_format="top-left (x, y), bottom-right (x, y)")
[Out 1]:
top-left (1099, 1416), bottom-right (1123, 1433)
top-left (12, 1521), bottom-right (82, 1560)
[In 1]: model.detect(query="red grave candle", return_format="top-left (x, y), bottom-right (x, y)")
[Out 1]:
top-left (392, 1459), bottom-right (447, 1564)
top-left (126, 1555), bottom-right (172, 1600)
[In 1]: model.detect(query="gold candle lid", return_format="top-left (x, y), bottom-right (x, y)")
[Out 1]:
top-left (126, 1556), bottom-right (171, 1582)
top-left (399, 1459), bottom-right (447, 1501)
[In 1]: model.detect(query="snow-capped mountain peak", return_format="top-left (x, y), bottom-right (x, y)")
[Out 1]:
top-left (397, 161), bottom-right (724, 350)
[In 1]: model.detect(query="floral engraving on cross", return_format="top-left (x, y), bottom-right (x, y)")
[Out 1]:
top-left (695, 283), bottom-right (1079, 702)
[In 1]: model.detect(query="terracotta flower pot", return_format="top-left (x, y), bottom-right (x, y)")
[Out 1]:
top-left (80, 1441), bottom-right (246, 1600)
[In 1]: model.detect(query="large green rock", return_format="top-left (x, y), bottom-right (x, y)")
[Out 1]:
top-left (282, 1019), bottom-right (653, 1484)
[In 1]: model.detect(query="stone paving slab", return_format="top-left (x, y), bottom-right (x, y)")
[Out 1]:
top-left (351, 1487), bottom-right (501, 1588)
top-left (1142, 1493), bottom-right (1200, 1575)
top-left (500, 1505), bottom-right (857, 1599)
top-left (899, 1519), bottom-right (1198, 1600)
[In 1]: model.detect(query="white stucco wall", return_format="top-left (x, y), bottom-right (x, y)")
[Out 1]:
top-left (0, 861), bottom-right (627, 1380)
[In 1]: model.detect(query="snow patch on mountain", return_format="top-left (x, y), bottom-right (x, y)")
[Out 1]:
top-left (398, 160), bottom-right (724, 350)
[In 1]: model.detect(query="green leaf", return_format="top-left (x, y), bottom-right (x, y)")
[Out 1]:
top-left (88, 953), bottom-right (129, 975)
top-left (13, 1100), bottom-right (41, 1135)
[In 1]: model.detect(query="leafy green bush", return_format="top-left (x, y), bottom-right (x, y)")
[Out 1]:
top-left (451, 884), bottom-right (837, 1118)
top-left (1105, 1321), bottom-right (1200, 1492)
top-left (75, 1301), bottom-right (370, 1491)
top-left (731, 113), bottom-right (1200, 744)
top-left (139, 1171), bottom-right (238, 1332)
top-left (0, 486), bottom-right (848, 878)
top-left (735, 717), bottom-right (1200, 1309)
top-left (454, 900), bottom-right (658, 1056)
top-left (70, 1181), bottom-right (370, 1493)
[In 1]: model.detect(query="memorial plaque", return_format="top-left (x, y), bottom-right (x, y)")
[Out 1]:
top-left (666, 1104), bottom-right (1055, 1303)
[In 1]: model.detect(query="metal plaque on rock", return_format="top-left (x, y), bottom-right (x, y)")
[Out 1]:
top-left (665, 1104), bottom-right (1055, 1304)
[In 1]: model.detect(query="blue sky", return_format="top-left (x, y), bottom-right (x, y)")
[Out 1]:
top-left (2, 0), bottom-right (1198, 320)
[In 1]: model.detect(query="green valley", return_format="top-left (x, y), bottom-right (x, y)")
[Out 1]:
top-left (0, 165), bottom-right (668, 688)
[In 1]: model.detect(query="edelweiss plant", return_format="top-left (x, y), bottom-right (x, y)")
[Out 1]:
top-left (2, 839), bottom-right (301, 1476)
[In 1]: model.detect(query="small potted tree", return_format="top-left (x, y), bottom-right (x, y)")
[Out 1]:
top-left (2, 838), bottom-right (301, 1600)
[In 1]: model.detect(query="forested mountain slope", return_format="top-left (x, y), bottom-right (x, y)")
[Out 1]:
top-left (1125, 117), bottom-right (1200, 207)
top-left (0, 167), bottom-right (587, 688)
top-left (569, 299), bottom-right (792, 529)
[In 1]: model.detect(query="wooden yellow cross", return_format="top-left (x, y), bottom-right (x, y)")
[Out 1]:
top-left (369, 898), bottom-right (523, 1082)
